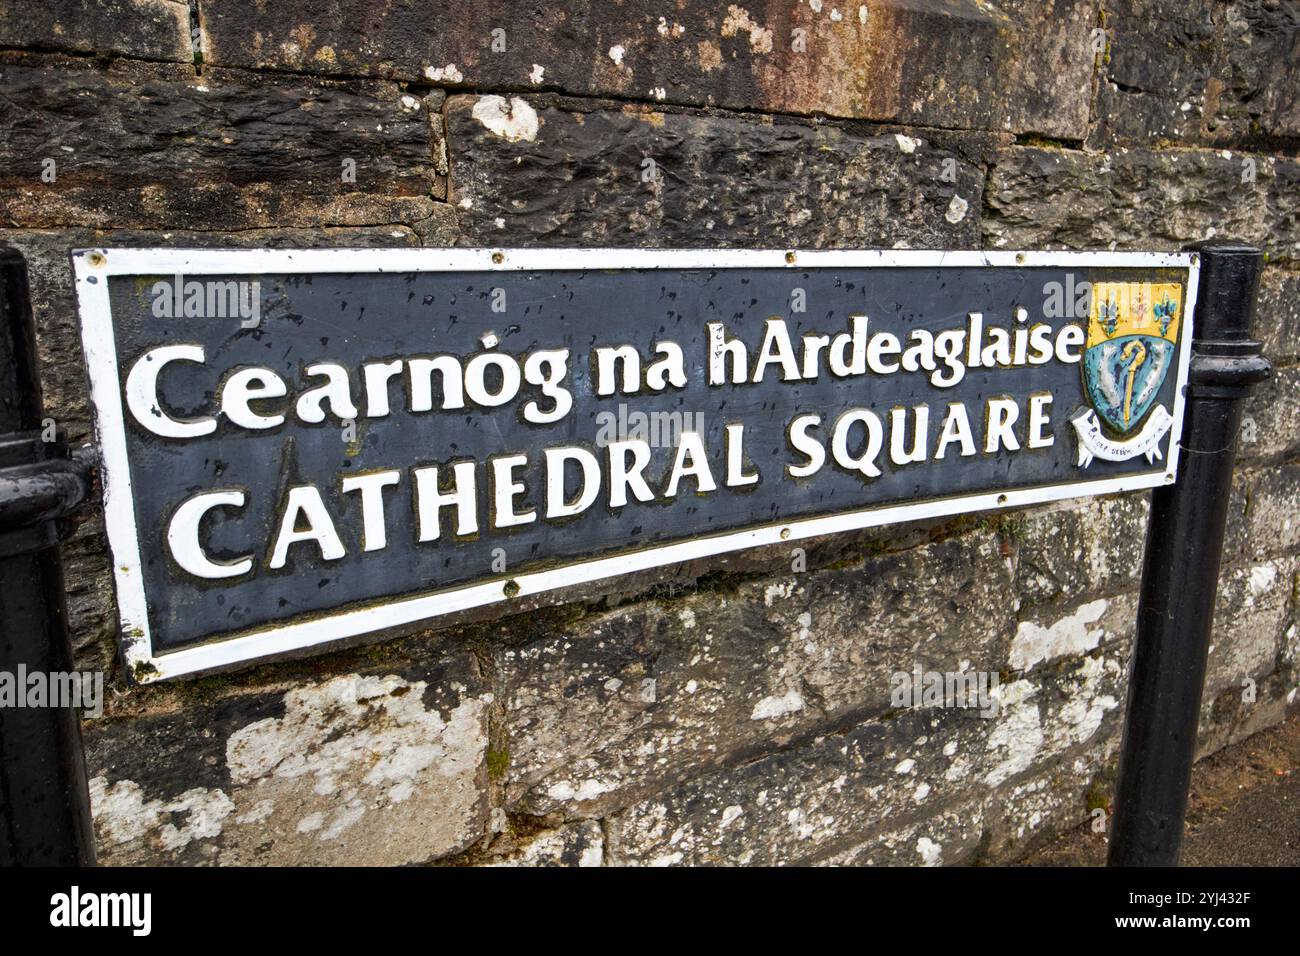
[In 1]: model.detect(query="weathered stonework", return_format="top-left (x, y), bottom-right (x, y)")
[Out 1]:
top-left (499, 532), bottom-right (1018, 819)
top-left (198, 0), bottom-right (1095, 136)
top-left (1206, 0), bottom-right (1300, 143)
top-left (85, 654), bottom-right (492, 865)
top-left (445, 94), bottom-right (987, 248)
top-left (1257, 268), bottom-right (1300, 363)
top-left (1241, 364), bottom-right (1300, 464)
top-left (479, 820), bottom-right (604, 867)
top-left (983, 145), bottom-right (1299, 263)
top-left (1011, 495), bottom-right (1149, 611)
top-left (0, 0), bottom-right (192, 62)
top-left (1198, 543), bottom-right (1298, 756)
top-left (1089, 0), bottom-right (1218, 149)
top-left (0, 56), bottom-right (441, 230)
top-left (1212, 465), bottom-right (1300, 750)
top-left (604, 597), bottom-right (1134, 866)
top-left (1204, 555), bottom-right (1298, 709)
top-left (1225, 462), bottom-right (1300, 565)
top-left (1090, 0), bottom-right (1300, 149)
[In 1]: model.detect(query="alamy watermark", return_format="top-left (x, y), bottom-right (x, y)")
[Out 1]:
top-left (50, 886), bottom-right (150, 935)
top-left (150, 273), bottom-right (261, 329)
top-left (891, 666), bottom-right (1001, 718)
top-left (0, 666), bottom-right (103, 718)
top-left (594, 403), bottom-right (705, 448)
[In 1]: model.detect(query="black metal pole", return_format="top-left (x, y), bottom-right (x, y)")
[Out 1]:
top-left (0, 246), bottom-right (96, 866)
top-left (1108, 241), bottom-right (1272, 866)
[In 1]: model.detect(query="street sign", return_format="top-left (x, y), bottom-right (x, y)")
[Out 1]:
top-left (72, 249), bottom-right (1197, 681)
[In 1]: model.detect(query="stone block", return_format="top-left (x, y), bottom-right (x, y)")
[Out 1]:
top-left (498, 531), bottom-right (1018, 818)
top-left (1256, 268), bottom-right (1300, 364)
top-left (198, 0), bottom-right (1094, 135)
top-left (983, 145), bottom-right (1296, 261)
top-left (0, 0), bottom-right (192, 62)
top-left (85, 653), bottom-right (492, 865)
top-left (1225, 462), bottom-right (1300, 564)
top-left (446, 93), bottom-right (985, 248)
top-left (1012, 495), bottom-right (1149, 612)
top-left (0, 56), bottom-right (439, 230)
top-left (1206, 555), bottom-right (1296, 697)
top-left (604, 617), bottom-right (1131, 865)
top-left (1239, 364), bottom-right (1300, 464)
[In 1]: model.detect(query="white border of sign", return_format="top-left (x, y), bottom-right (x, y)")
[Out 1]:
top-left (72, 248), bottom-right (1199, 681)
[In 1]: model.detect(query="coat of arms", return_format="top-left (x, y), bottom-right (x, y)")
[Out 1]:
top-left (1071, 281), bottom-right (1182, 467)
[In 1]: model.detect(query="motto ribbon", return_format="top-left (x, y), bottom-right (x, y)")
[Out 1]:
top-left (1070, 404), bottom-right (1174, 468)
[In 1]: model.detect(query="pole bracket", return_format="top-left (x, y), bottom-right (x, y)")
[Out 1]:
top-left (0, 430), bottom-right (96, 558)
top-left (1188, 339), bottom-right (1272, 397)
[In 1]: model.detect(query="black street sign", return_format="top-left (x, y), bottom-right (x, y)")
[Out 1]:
top-left (73, 248), bottom-right (1197, 680)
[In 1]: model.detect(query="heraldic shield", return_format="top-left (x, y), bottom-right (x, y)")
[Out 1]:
top-left (1072, 281), bottom-right (1182, 466)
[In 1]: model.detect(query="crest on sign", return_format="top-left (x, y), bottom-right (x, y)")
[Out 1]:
top-left (1071, 281), bottom-right (1182, 467)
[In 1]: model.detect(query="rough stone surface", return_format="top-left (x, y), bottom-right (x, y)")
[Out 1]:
top-left (498, 532), bottom-right (1017, 819)
top-left (1090, 0), bottom-right (1300, 148)
top-left (818, 804), bottom-right (988, 866)
top-left (1225, 462), bottom-right (1300, 565)
top-left (1214, 463), bottom-right (1300, 753)
top-left (446, 94), bottom-right (986, 248)
top-left (1198, 671), bottom-right (1296, 758)
top-left (984, 145), bottom-right (1299, 263)
top-left (0, 56), bottom-right (440, 230)
top-left (1205, 555), bottom-right (1297, 706)
top-left (1092, 1), bottom-right (1216, 147)
top-left (1207, 0), bottom-right (1300, 142)
top-left (605, 598), bottom-right (1133, 865)
top-left (481, 821), bottom-right (604, 867)
top-left (1239, 364), bottom-right (1300, 464)
top-left (198, 0), bottom-right (1094, 136)
top-left (1257, 268), bottom-right (1300, 363)
top-left (1268, 157), bottom-right (1300, 262)
top-left (0, 0), bottom-right (192, 62)
top-left (1011, 495), bottom-right (1149, 611)
top-left (85, 654), bottom-right (492, 865)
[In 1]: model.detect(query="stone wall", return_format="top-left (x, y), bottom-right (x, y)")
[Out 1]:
top-left (0, 0), bottom-right (1296, 866)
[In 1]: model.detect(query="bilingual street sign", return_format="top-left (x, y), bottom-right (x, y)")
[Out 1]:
top-left (72, 249), bottom-right (1197, 681)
